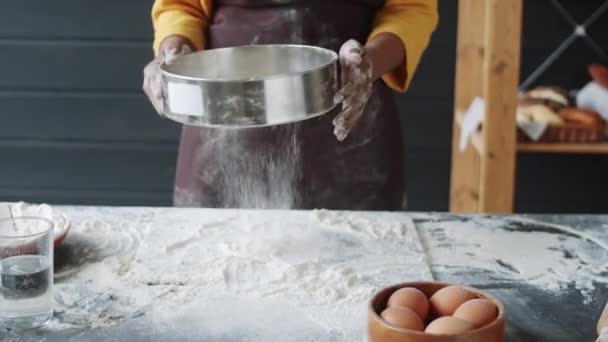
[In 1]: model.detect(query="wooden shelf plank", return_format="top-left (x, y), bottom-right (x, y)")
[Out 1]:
top-left (457, 110), bottom-right (608, 155)
top-left (518, 143), bottom-right (608, 154)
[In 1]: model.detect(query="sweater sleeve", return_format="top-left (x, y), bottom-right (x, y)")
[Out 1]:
top-left (368, 0), bottom-right (438, 92)
top-left (152, 0), bottom-right (213, 55)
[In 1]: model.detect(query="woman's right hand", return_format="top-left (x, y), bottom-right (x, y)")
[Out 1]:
top-left (143, 35), bottom-right (193, 115)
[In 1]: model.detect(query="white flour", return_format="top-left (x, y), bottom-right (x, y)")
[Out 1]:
top-left (1, 202), bottom-right (54, 220)
top-left (9, 208), bottom-right (606, 341)
top-left (216, 126), bottom-right (302, 209)
top-left (415, 215), bottom-right (608, 304)
top-left (174, 124), bottom-right (302, 209)
top-left (37, 207), bottom-right (430, 341)
top-left (0, 202), bottom-right (63, 237)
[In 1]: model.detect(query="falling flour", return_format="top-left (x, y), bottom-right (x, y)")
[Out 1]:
top-left (215, 125), bottom-right (302, 209)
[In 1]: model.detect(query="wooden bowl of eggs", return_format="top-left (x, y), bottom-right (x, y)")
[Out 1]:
top-left (368, 281), bottom-right (505, 342)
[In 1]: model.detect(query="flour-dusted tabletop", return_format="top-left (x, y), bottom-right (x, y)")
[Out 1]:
top-left (2, 207), bottom-right (607, 342)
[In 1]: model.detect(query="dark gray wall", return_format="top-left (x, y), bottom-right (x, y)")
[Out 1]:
top-left (515, 0), bottom-right (608, 214)
top-left (0, 1), bottom-right (178, 206)
top-left (0, 1), bottom-right (607, 213)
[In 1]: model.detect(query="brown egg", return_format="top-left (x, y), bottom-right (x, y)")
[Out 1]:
top-left (387, 287), bottom-right (429, 321)
top-left (380, 306), bottom-right (424, 331)
top-left (425, 316), bottom-right (475, 335)
top-left (429, 285), bottom-right (476, 317)
top-left (453, 298), bottom-right (498, 328)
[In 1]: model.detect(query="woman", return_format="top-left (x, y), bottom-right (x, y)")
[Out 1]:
top-left (143, 0), bottom-right (438, 210)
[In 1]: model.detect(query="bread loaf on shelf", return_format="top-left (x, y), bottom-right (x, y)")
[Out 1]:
top-left (516, 98), bottom-right (564, 126)
top-left (558, 108), bottom-right (604, 126)
top-left (522, 87), bottom-right (573, 111)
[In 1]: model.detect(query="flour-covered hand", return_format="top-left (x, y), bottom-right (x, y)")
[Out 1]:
top-left (143, 36), bottom-right (192, 115)
top-left (332, 39), bottom-right (374, 141)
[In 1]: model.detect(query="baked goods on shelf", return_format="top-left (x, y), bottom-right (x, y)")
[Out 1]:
top-left (517, 86), bottom-right (605, 143)
top-left (516, 101), bottom-right (564, 126)
top-left (558, 107), bottom-right (604, 126)
top-left (521, 86), bottom-right (573, 111)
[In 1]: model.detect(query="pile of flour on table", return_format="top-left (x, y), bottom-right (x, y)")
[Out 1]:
top-left (40, 207), bottom-right (431, 341)
top-left (0, 201), bottom-right (61, 236)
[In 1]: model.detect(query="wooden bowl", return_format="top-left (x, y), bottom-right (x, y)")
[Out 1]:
top-left (368, 281), bottom-right (506, 342)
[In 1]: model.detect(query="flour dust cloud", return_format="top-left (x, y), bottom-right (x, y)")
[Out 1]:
top-left (215, 125), bottom-right (302, 209)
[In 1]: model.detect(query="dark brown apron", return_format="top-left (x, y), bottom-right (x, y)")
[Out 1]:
top-left (174, 0), bottom-right (406, 210)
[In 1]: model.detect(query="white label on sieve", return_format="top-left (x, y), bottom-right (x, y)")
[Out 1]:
top-left (167, 82), bottom-right (204, 116)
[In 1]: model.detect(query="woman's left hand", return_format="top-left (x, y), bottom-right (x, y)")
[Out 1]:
top-left (333, 39), bottom-right (374, 141)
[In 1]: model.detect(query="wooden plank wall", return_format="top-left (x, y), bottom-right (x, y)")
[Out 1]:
top-left (0, 1), bottom-right (607, 213)
top-left (0, 1), bottom-right (180, 206)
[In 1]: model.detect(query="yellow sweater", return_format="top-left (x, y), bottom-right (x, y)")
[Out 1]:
top-left (152, 0), bottom-right (438, 92)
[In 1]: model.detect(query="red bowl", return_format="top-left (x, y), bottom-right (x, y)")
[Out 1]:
top-left (0, 212), bottom-right (70, 258)
top-left (53, 211), bottom-right (71, 247)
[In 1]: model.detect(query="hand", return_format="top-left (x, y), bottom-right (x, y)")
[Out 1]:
top-left (143, 35), bottom-right (192, 115)
top-left (332, 39), bottom-right (374, 141)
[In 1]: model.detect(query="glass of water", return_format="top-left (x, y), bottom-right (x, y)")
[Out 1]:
top-left (0, 217), bottom-right (54, 330)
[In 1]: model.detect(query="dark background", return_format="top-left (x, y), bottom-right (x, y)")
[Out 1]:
top-left (0, 1), bottom-right (607, 213)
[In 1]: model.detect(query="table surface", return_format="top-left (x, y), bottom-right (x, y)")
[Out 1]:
top-left (1, 207), bottom-right (607, 342)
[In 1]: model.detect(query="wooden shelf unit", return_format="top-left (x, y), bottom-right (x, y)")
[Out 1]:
top-left (450, 0), bottom-right (522, 213)
top-left (450, 0), bottom-right (608, 214)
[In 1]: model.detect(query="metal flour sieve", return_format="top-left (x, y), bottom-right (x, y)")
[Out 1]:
top-left (160, 44), bottom-right (338, 127)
